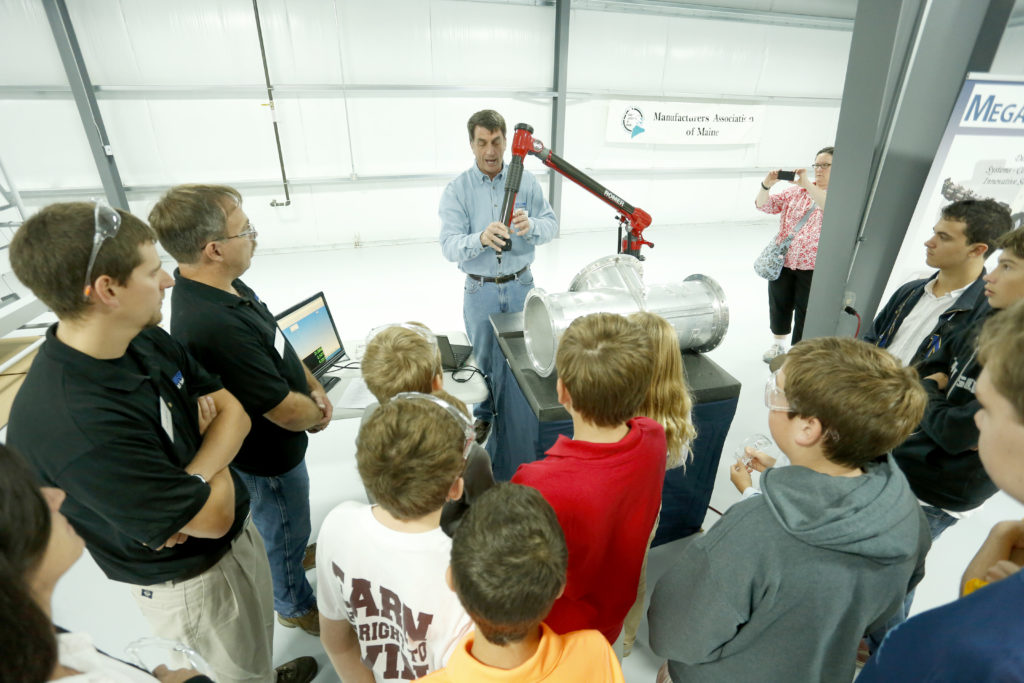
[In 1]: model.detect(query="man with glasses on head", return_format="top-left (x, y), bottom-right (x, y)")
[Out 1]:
top-left (149, 185), bottom-right (331, 642)
top-left (7, 202), bottom-right (316, 682)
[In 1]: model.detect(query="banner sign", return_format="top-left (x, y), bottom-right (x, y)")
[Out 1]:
top-left (897, 75), bottom-right (1024, 269)
top-left (606, 101), bottom-right (764, 145)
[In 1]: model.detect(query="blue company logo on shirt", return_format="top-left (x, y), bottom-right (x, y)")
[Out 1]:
top-left (622, 107), bottom-right (645, 138)
top-left (172, 370), bottom-right (184, 389)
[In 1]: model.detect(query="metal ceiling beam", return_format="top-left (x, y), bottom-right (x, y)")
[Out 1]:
top-left (572, 0), bottom-right (855, 31)
top-left (41, 0), bottom-right (128, 209)
top-left (0, 84), bottom-right (841, 107)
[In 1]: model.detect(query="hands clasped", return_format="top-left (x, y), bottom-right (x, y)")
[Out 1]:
top-left (480, 209), bottom-right (530, 252)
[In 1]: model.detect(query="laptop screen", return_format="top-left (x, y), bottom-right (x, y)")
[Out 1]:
top-left (275, 292), bottom-right (345, 378)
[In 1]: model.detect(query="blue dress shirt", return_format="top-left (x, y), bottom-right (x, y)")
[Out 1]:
top-left (439, 162), bottom-right (558, 277)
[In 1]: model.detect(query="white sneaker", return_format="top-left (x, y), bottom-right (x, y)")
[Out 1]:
top-left (762, 343), bottom-right (785, 364)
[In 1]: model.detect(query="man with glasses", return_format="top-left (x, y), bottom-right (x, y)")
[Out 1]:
top-left (149, 185), bottom-right (331, 641)
top-left (7, 202), bottom-right (315, 682)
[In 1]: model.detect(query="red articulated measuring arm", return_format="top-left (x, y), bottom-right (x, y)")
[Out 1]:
top-left (510, 123), bottom-right (654, 258)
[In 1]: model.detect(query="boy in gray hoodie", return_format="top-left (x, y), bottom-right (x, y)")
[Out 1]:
top-left (648, 337), bottom-right (932, 683)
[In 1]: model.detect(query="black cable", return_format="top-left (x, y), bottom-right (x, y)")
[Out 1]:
top-left (450, 364), bottom-right (484, 383)
top-left (844, 305), bottom-right (861, 337)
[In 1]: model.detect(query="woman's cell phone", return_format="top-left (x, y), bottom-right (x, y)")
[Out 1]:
top-left (777, 170), bottom-right (796, 181)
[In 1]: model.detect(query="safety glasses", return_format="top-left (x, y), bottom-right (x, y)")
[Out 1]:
top-left (83, 200), bottom-right (121, 299)
top-left (219, 223), bottom-right (258, 241)
top-left (764, 371), bottom-right (793, 412)
top-left (390, 391), bottom-right (475, 459)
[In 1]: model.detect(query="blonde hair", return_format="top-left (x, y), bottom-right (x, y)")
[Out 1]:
top-left (629, 312), bottom-right (696, 469)
top-left (977, 300), bottom-right (1024, 423)
top-left (356, 399), bottom-right (465, 520)
top-left (433, 389), bottom-right (470, 418)
top-left (556, 313), bottom-right (653, 427)
top-left (361, 323), bottom-right (442, 403)
top-left (783, 338), bottom-right (927, 468)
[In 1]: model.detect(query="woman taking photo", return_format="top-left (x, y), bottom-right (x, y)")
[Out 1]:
top-left (755, 145), bottom-right (833, 364)
top-left (0, 445), bottom-right (209, 682)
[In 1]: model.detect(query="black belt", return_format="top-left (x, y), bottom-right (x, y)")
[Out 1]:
top-left (467, 267), bottom-right (528, 285)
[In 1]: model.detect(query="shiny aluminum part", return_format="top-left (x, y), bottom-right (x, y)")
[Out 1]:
top-left (643, 274), bottom-right (729, 353)
top-left (523, 272), bottom-right (729, 377)
top-left (523, 287), bottom-right (643, 377)
top-left (568, 254), bottom-right (644, 295)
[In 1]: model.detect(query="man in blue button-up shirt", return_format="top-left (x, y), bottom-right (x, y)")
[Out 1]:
top-left (439, 109), bottom-right (558, 441)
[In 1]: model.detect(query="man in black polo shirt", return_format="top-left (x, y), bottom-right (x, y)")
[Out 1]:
top-left (7, 202), bottom-right (317, 683)
top-left (150, 185), bottom-right (331, 637)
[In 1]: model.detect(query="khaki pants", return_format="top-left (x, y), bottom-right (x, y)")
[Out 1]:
top-left (622, 510), bottom-right (661, 655)
top-left (130, 521), bottom-right (275, 683)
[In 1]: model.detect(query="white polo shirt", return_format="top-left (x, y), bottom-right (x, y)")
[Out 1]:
top-left (886, 279), bottom-right (970, 366)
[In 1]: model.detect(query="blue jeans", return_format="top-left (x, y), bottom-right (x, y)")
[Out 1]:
top-left (866, 504), bottom-right (959, 653)
top-left (463, 269), bottom-right (534, 422)
top-left (239, 460), bottom-right (316, 618)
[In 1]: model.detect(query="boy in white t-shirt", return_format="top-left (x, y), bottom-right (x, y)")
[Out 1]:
top-left (317, 393), bottom-right (474, 682)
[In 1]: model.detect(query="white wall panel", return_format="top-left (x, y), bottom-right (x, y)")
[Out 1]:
top-left (558, 174), bottom-right (767, 236)
top-left (257, 0), bottom-right (346, 84)
top-left (271, 98), bottom-right (353, 179)
top-left (66, 0), bottom-right (265, 86)
top-left (662, 18), bottom-right (768, 95)
top-left (756, 25), bottom-right (850, 98)
top-left (332, 0), bottom-right (434, 84)
top-left (0, 101), bottom-right (99, 190)
top-left (568, 10), bottom-right (669, 92)
top-left (0, 0), bottom-right (66, 84)
top-left (568, 9), bottom-right (850, 98)
top-left (429, 1), bottom-right (554, 87)
top-left (752, 104), bottom-right (841, 165)
top-left (100, 99), bottom-right (282, 184)
top-left (344, 97), bottom-right (444, 176)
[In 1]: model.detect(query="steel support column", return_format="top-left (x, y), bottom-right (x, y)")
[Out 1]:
top-left (42, 0), bottom-right (128, 209)
top-left (804, 0), bottom-right (1014, 340)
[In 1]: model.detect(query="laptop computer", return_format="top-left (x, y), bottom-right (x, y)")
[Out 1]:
top-left (275, 292), bottom-right (346, 392)
top-left (436, 334), bottom-right (472, 371)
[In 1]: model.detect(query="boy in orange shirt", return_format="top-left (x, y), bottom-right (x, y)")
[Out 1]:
top-left (418, 483), bottom-right (624, 682)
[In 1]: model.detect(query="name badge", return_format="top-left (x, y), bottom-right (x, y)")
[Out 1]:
top-left (159, 398), bottom-right (174, 443)
top-left (274, 328), bottom-right (286, 358)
